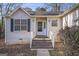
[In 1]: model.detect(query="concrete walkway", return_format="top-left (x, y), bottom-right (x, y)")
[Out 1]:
top-left (37, 49), bottom-right (49, 56)
top-left (0, 53), bottom-right (7, 56)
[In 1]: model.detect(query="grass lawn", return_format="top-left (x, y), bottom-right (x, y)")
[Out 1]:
top-left (0, 39), bottom-right (5, 48)
top-left (49, 50), bottom-right (65, 56)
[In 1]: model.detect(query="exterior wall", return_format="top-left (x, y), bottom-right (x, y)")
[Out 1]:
top-left (75, 9), bottom-right (79, 26)
top-left (47, 17), bottom-right (62, 42)
top-left (31, 17), bottom-right (36, 38)
top-left (62, 13), bottom-right (73, 29)
top-left (5, 9), bottom-right (31, 45)
top-left (62, 8), bottom-right (79, 29)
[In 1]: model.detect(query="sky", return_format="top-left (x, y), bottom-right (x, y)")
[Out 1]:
top-left (22, 3), bottom-right (74, 11)
top-left (22, 3), bottom-right (44, 11)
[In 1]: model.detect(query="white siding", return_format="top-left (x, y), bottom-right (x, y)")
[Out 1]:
top-left (62, 8), bottom-right (79, 29)
top-left (11, 9), bottom-right (30, 19)
top-left (6, 9), bottom-right (31, 44)
top-left (31, 17), bottom-right (36, 38)
top-left (47, 17), bottom-right (61, 42)
top-left (68, 13), bottom-right (73, 27)
top-left (62, 11), bottom-right (77, 29)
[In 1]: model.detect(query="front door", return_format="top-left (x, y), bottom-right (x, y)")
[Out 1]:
top-left (37, 20), bottom-right (47, 35)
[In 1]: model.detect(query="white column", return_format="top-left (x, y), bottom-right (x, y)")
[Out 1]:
top-left (34, 18), bottom-right (36, 37)
top-left (4, 17), bottom-right (7, 44)
top-left (30, 18), bottom-right (36, 48)
top-left (47, 18), bottom-right (50, 37)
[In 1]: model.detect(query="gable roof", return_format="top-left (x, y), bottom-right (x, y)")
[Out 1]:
top-left (9, 7), bottom-right (31, 16)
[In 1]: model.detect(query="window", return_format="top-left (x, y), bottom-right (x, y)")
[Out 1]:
top-left (14, 19), bottom-right (20, 31)
top-left (38, 22), bottom-right (42, 32)
top-left (52, 20), bottom-right (57, 26)
top-left (73, 11), bottom-right (77, 20)
top-left (14, 19), bottom-right (28, 31)
top-left (21, 20), bottom-right (27, 30)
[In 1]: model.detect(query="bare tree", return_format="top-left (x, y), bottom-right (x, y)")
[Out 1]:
top-left (36, 7), bottom-right (47, 11)
top-left (0, 3), bottom-right (23, 32)
top-left (44, 3), bottom-right (79, 12)
top-left (44, 3), bottom-right (63, 12)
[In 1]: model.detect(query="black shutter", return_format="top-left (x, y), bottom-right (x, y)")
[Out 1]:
top-left (11, 18), bottom-right (13, 32)
top-left (28, 19), bottom-right (30, 32)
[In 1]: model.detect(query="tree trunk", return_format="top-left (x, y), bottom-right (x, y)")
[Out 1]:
top-left (1, 16), bottom-right (4, 32)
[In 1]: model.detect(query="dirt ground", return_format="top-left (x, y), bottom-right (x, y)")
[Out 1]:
top-left (0, 39), bottom-right (37, 56)
top-left (0, 39), bottom-right (5, 48)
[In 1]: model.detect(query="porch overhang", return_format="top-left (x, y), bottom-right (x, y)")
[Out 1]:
top-left (31, 15), bottom-right (62, 18)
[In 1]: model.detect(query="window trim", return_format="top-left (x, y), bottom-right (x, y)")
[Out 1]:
top-left (13, 19), bottom-right (28, 32)
top-left (21, 20), bottom-right (27, 31)
top-left (51, 20), bottom-right (58, 27)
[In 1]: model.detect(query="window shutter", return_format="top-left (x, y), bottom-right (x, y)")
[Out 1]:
top-left (28, 19), bottom-right (30, 32)
top-left (10, 18), bottom-right (13, 32)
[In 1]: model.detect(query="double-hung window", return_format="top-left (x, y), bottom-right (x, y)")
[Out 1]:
top-left (21, 20), bottom-right (27, 30)
top-left (14, 19), bottom-right (20, 31)
top-left (14, 19), bottom-right (27, 31)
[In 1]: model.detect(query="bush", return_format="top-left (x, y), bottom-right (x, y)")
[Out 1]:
top-left (59, 26), bottom-right (79, 56)
top-left (0, 21), bottom-right (2, 31)
top-left (0, 21), bottom-right (4, 39)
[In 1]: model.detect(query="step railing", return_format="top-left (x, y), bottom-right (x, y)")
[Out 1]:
top-left (50, 31), bottom-right (55, 48)
top-left (30, 32), bottom-right (33, 48)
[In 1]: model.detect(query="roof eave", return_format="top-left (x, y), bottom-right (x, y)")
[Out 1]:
top-left (31, 15), bottom-right (61, 18)
top-left (61, 4), bottom-right (79, 17)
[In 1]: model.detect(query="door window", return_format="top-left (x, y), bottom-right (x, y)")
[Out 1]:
top-left (38, 22), bottom-right (42, 32)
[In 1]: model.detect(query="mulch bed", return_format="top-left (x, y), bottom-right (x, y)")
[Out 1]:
top-left (0, 44), bottom-right (37, 56)
top-left (0, 39), bottom-right (37, 56)
top-left (0, 39), bottom-right (5, 48)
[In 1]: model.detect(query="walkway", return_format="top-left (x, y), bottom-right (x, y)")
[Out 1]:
top-left (37, 49), bottom-right (49, 56)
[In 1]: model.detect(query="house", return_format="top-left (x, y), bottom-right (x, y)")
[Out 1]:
top-left (62, 5), bottom-right (79, 28)
top-left (5, 5), bottom-right (79, 48)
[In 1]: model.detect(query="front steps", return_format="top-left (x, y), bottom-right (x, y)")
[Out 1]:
top-left (32, 40), bottom-right (53, 49)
